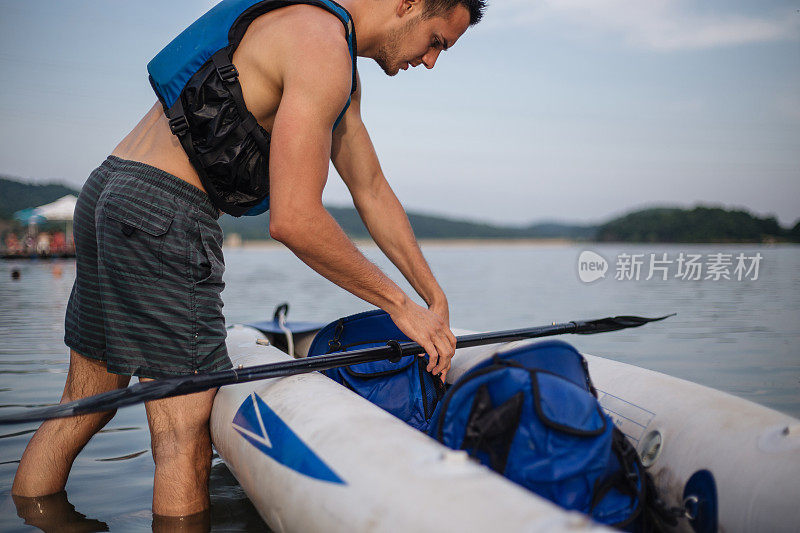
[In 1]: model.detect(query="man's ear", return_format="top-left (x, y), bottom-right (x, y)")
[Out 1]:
top-left (396, 0), bottom-right (422, 18)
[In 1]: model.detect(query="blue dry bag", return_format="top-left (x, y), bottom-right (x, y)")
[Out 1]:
top-left (428, 339), bottom-right (646, 528)
top-left (307, 310), bottom-right (444, 432)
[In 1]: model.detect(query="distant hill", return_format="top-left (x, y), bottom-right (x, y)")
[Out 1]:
top-left (520, 221), bottom-right (598, 240)
top-left (791, 220), bottom-right (800, 242)
top-left (0, 175), bottom-right (593, 240)
top-left (2, 175), bottom-right (797, 243)
top-left (0, 176), bottom-right (79, 220)
top-left (218, 207), bottom-right (596, 241)
top-left (596, 206), bottom-right (791, 243)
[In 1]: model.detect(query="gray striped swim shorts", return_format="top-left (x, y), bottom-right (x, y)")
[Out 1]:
top-left (65, 156), bottom-right (231, 378)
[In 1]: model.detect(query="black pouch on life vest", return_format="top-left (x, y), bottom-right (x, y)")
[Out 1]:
top-left (165, 48), bottom-right (271, 217)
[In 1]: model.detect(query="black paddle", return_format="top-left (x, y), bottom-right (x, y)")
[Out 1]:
top-left (0, 314), bottom-right (674, 425)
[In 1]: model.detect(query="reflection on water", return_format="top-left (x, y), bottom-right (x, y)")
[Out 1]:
top-left (0, 244), bottom-right (798, 530)
top-left (151, 510), bottom-right (209, 533)
top-left (12, 492), bottom-right (109, 532)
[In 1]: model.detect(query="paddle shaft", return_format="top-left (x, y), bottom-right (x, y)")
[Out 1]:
top-left (0, 315), bottom-right (672, 425)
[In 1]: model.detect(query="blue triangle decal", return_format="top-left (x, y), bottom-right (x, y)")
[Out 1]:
top-left (232, 392), bottom-right (261, 434)
top-left (232, 393), bottom-right (345, 485)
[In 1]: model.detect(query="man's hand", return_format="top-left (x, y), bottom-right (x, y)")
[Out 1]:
top-left (389, 299), bottom-right (457, 378)
top-left (428, 297), bottom-right (450, 328)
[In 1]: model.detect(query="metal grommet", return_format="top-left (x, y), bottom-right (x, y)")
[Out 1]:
top-left (683, 495), bottom-right (699, 520)
top-left (639, 430), bottom-right (663, 467)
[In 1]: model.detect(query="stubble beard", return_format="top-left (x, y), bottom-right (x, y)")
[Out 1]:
top-left (374, 17), bottom-right (418, 77)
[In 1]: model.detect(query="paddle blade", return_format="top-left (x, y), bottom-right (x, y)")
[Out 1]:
top-left (574, 313), bottom-right (676, 334)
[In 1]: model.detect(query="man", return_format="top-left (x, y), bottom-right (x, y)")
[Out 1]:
top-left (13, 0), bottom-right (485, 518)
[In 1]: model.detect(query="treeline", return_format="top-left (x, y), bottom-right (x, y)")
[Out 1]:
top-left (1, 175), bottom-right (798, 243)
top-left (220, 205), bottom-right (798, 243)
top-left (218, 207), bottom-right (597, 241)
top-left (595, 206), bottom-right (796, 243)
top-left (0, 176), bottom-right (78, 220)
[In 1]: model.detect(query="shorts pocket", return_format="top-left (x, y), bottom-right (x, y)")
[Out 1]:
top-left (192, 218), bottom-right (225, 285)
top-left (100, 194), bottom-right (174, 279)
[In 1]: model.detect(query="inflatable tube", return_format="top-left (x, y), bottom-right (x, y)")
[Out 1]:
top-left (211, 325), bottom-right (611, 532)
top-left (448, 335), bottom-right (800, 533)
top-left (213, 325), bottom-right (800, 532)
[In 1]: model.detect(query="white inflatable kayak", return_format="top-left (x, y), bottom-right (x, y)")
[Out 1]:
top-left (210, 324), bottom-right (800, 533)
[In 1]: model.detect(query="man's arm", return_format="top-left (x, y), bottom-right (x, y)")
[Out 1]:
top-left (331, 75), bottom-right (451, 325)
top-left (266, 13), bottom-right (455, 374)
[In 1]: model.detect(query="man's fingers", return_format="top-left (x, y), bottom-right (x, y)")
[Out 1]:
top-left (446, 329), bottom-right (457, 347)
top-left (434, 330), bottom-right (455, 374)
top-left (423, 341), bottom-right (439, 373)
top-left (431, 335), bottom-right (453, 376)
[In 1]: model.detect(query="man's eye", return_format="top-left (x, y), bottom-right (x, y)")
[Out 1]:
top-left (432, 38), bottom-right (440, 48)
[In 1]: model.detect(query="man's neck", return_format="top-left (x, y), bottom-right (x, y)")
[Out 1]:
top-left (337, 0), bottom-right (390, 59)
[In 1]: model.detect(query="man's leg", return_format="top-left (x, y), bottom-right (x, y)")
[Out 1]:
top-left (143, 384), bottom-right (217, 516)
top-left (12, 350), bottom-right (130, 496)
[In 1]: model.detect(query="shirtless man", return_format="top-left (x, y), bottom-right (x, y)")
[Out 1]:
top-left (13, 0), bottom-right (485, 518)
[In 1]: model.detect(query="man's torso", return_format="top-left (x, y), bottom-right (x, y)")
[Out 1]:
top-left (112, 4), bottom-right (348, 196)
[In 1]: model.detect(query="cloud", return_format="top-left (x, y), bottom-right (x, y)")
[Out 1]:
top-left (485, 0), bottom-right (800, 51)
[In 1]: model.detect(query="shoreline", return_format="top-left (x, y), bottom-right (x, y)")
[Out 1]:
top-left (224, 238), bottom-right (799, 250)
top-left (228, 238), bottom-right (577, 250)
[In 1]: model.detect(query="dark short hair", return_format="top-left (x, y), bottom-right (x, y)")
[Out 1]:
top-left (423, 0), bottom-right (487, 26)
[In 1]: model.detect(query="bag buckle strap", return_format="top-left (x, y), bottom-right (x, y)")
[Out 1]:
top-left (327, 320), bottom-right (345, 352)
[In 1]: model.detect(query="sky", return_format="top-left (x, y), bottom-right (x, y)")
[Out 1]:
top-left (0, 0), bottom-right (798, 227)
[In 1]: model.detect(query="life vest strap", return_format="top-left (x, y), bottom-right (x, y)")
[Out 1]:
top-left (167, 97), bottom-right (210, 189)
top-left (210, 48), bottom-right (269, 154)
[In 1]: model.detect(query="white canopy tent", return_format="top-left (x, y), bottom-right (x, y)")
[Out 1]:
top-left (32, 195), bottom-right (77, 221)
top-left (10, 195), bottom-right (77, 255)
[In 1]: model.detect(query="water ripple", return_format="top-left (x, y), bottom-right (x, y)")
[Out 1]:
top-left (95, 450), bottom-right (149, 462)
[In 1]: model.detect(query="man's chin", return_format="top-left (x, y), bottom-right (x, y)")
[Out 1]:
top-left (375, 58), bottom-right (400, 77)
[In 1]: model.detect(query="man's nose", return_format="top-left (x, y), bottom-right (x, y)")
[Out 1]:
top-left (422, 48), bottom-right (442, 69)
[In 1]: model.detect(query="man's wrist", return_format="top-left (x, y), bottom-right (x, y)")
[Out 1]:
top-left (385, 288), bottom-right (410, 315)
top-left (426, 290), bottom-right (448, 309)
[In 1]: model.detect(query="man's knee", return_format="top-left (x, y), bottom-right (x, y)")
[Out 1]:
top-left (145, 388), bottom-right (217, 468)
top-left (150, 421), bottom-right (212, 465)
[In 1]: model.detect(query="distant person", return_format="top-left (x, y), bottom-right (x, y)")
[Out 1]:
top-left (11, 269), bottom-right (20, 280)
top-left (5, 234), bottom-right (21, 255)
top-left (23, 235), bottom-right (35, 255)
top-left (36, 233), bottom-right (51, 257)
top-left (13, 0), bottom-right (484, 519)
top-left (51, 232), bottom-right (66, 255)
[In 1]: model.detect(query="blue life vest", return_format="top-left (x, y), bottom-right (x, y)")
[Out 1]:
top-left (428, 340), bottom-right (647, 529)
top-left (307, 310), bottom-right (445, 431)
top-left (147, 0), bottom-right (357, 216)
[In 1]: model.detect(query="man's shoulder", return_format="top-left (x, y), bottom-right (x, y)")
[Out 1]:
top-left (248, 4), bottom-right (351, 60)
top-left (244, 4), bottom-right (352, 89)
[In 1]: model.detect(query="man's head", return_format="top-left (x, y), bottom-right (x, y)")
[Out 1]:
top-left (374, 0), bottom-right (486, 76)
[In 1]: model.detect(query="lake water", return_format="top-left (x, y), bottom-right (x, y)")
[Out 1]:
top-left (0, 242), bottom-right (798, 530)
